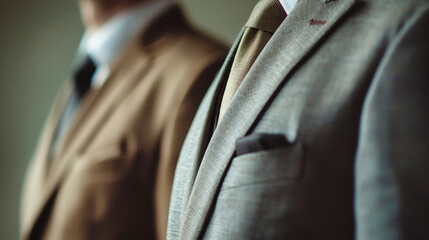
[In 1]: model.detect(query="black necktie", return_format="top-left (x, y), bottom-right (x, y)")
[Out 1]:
top-left (74, 56), bottom-right (97, 100)
top-left (50, 55), bottom-right (97, 152)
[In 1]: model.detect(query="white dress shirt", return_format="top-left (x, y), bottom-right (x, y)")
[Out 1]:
top-left (279, 0), bottom-right (299, 15)
top-left (78, 0), bottom-right (172, 88)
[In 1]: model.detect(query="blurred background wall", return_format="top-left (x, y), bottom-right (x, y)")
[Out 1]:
top-left (0, 0), bottom-right (258, 238)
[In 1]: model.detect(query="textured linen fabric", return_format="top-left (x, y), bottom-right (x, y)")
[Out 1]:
top-left (20, 5), bottom-right (226, 240)
top-left (167, 0), bottom-right (429, 239)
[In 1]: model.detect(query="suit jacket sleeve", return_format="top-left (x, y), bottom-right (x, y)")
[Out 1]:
top-left (355, 4), bottom-right (429, 240)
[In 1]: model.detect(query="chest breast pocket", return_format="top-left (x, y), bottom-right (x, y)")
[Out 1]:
top-left (220, 133), bottom-right (305, 192)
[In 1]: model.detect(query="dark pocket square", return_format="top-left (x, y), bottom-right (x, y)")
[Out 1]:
top-left (235, 133), bottom-right (291, 156)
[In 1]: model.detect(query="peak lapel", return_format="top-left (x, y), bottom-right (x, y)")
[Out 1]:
top-left (179, 0), bottom-right (357, 239)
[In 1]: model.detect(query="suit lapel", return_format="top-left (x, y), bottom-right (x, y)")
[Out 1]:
top-left (34, 81), bottom-right (73, 174)
top-left (179, 0), bottom-right (357, 239)
top-left (181, 27), bottom-right (245, 204)
top-left (166, 29), bottom-right (244, 234)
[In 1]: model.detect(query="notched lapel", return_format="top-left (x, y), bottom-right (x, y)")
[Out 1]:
top-left (179, 0), bottom-right (357, 239)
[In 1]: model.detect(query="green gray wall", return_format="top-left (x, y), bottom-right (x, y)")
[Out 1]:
top-left (0, 0), bottom-right (257, 238)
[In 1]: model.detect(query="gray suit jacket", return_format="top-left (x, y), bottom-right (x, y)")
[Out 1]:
top-left (167, 0), bottom-right (429, 239)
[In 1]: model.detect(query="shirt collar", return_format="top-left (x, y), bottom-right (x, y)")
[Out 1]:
top-left (78, 0), bottom-right (172, 67)
top-left (279, 0), bottom-right (299, 15)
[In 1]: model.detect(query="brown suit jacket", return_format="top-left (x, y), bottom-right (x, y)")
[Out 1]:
top-left (20, 5), bottom-right (226, 240)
